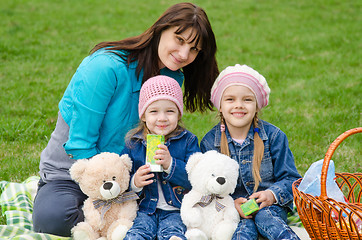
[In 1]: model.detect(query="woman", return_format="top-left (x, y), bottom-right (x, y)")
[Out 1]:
top-left (32, 2), bottom-right (218, 237)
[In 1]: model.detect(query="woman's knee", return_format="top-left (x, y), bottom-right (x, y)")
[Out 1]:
top-left (32, 180), bottom-right (86, 236)
top-left (33, 206), bottom-right (75, 236)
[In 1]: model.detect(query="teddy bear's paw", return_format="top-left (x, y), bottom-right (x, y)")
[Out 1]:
top-left (73, 230), bottom-right (93, 240)
top-left (187, 217), bottom-right (202, 228)
top-left (110, 224), bottom-right (129, 240)
top-left (169, 236), bottom-right (182, 240)
top-left (185, 229), bottom-right (208, 240)
top-left (72, 222), bottom-right (99, 240)
top-left (182, 210), bottom-right (202, 228)
top-left (213, 222), bottom-right (237, 240)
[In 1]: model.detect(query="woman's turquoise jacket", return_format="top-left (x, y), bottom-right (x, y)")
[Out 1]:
top-left (59, 49), bottom-right (184, 159)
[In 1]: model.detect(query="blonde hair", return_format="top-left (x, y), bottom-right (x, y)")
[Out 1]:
top-left (219, 112), bottom-right (264, 192)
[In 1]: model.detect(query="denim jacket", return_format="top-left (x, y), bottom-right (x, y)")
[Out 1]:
top-left (200, 120), bottom-right (301, 211)
top-left (121, 129), bottom-right (200, 214)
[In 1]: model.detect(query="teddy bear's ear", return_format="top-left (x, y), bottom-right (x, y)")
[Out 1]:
top-left (186, 152), bottom-right (204, 174)
top-left (69, 159), bottom-right (88, 183)
top-left (120, 154), bottom-right (132, 172)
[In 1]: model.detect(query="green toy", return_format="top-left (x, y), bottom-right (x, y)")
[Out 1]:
top-left (240, 198), bottom-right (260, 216)
top-left (146, 134), bottom-right (165, 172)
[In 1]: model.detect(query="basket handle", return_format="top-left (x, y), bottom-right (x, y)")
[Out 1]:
top-left (320, 127), bottom-right (362, 200)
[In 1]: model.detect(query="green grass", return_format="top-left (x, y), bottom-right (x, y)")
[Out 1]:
top-left (0, 0), bottom-right (361, 225)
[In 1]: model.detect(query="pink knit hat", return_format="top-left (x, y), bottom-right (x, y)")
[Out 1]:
top-left (210, 64), bottom-right (270, 110)
top-left (138, 75), bottom-right (183, 118)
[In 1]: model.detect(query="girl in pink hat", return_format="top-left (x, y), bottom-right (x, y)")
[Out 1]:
top-left (201, 64), bottom-right (301, 240)
top-left (121, 75), bottom-right (200, 240)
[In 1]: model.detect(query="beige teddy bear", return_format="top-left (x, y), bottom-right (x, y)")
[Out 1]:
top-left (180, 150), bottom-right (240, 240)
top-left (70, 152), bottom-right (138, 240)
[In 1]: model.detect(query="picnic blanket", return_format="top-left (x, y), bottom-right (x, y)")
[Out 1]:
top-left (0, 176), bottom-right (307, 240)
top-left (0, 176), bottom-right (70, 240)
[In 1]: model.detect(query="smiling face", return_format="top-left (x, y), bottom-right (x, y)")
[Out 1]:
top-left (220, 85), bottom-right (258, 139)
top-left (141, 99), bottom-right (180, 136)
top-left (158, 26), bottom-right (202, 71)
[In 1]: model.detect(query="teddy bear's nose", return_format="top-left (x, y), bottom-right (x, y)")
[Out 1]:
top-left (216, 177), bottom-right (225, 185)
top-left (103, 182), bottom-right (113, 190)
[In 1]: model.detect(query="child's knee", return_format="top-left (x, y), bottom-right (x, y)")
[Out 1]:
top-left (254, 205), bottom-right (287, 223)
top-left (232, 219), bottom-right (258, 240)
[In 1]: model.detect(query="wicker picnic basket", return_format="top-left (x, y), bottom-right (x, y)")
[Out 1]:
top-left (292, 127), bottom-right (362, 240)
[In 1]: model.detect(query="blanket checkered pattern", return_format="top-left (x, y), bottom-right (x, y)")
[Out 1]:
top-left (0, 176), bottom-right (70, 240)
top-left (0, 176), bottom-right (304, 240)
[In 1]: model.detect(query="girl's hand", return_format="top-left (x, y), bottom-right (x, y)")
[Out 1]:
top-left (249, 190), bottom-right (276, 209)
top-left (134, 165), bottom-right (154, 188)
top-left (234, 197), bottom-right (253, 219)
top-left (154, 144), bottom-right (172, 170)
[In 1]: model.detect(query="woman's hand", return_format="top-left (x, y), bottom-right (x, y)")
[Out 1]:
top-left (234, 197), bottom-right (253, 219)
top-left (249, 190), bottom-right (276, 209)
top-left (154, 144), bottom-right (172, 170)
top-left (134, 165), bottom-right (154, 188)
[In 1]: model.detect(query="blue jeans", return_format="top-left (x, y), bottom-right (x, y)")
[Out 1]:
top-left (232, 205), bottom-right (300, 240)
top-left (124, 209), bottom-right (186, 240)
top-left (32, 179), bottom-right (87, 237)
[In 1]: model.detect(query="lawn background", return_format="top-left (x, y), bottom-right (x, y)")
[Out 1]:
top-left (1, 0), bottom-right (361, 185)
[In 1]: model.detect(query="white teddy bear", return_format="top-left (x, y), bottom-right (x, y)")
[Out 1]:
top-left (180, 150), bottom-right (240, 240)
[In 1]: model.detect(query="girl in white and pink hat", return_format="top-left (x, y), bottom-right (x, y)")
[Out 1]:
top-left (200, 64), bottom-right (301, 240)
top-left (122, 75), bottom-right (200, 240)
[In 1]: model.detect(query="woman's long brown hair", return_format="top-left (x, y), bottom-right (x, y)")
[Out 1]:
top-left (91, 2), bottom-right (218, 112)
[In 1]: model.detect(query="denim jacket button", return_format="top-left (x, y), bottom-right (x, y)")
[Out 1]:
top-left (153, 179), bottom-right (157, 183)
top-left (242, 160), bottom-right (246, 164)
top-left (168, 200), bottom-right (173, 204)
top-left (162, 180), bottom-right (167, 184)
